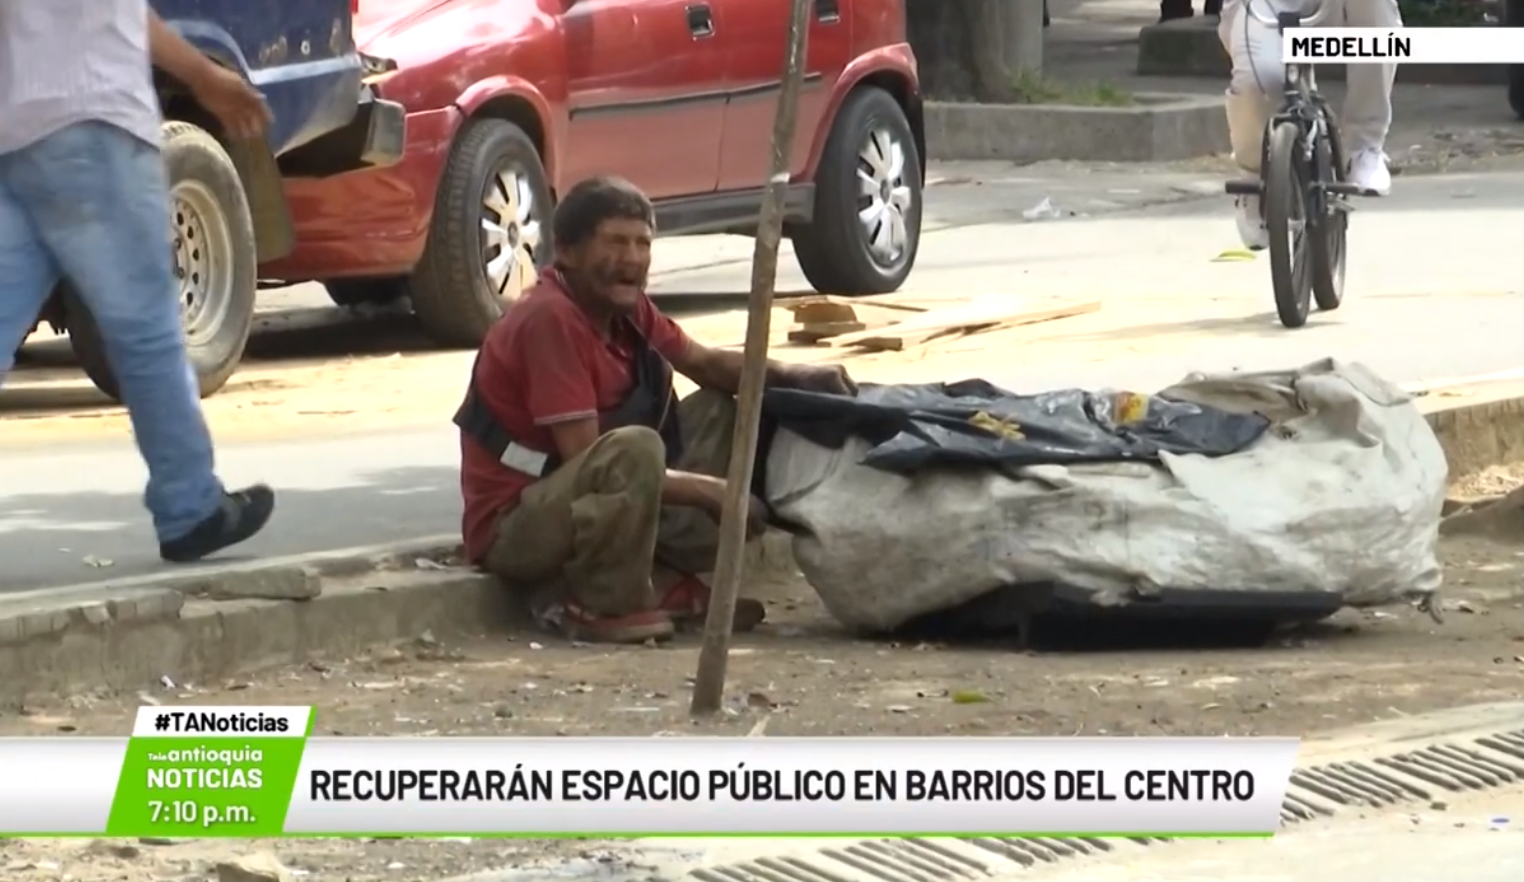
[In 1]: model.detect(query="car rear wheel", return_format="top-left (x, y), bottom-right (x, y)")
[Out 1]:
top-left (66, 121), bottom-right (257, 401)
top-left (410, 118), bottom-right (553, 347)
top-left (792, 86), bottom-right (923, 295)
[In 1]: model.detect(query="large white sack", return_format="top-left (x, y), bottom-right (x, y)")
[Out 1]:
top-left (764, 359), bottom-right (1447, 633)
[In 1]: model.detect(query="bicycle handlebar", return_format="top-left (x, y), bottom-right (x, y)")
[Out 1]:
top-left (1242, 0), bottom-right (1344, 29)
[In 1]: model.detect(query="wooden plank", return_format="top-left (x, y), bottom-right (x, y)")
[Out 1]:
top-left (980, 299), bottom-right (1101, 333)
top-left (787, 320), bottom-right (865, 344)
top-left (832, 299), bottom-right (1101, 352)
top-left (790, 301), bottom-right (858, 325)
top-left (775, 293), bottom-right (941, 314)
top-left (826, 297), bottom-right (1025, 348)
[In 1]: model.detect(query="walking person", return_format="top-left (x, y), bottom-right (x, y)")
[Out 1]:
top-left (0, 0), bottom-right (276, 560)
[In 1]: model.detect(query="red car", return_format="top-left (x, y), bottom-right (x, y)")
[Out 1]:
top-left (261, 0), bottom-right (925, 348)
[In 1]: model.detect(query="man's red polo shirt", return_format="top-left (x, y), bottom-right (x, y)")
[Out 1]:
top-left (459, 271), bottom-right (692, 564)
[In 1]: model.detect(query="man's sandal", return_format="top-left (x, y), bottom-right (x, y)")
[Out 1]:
top-left (659, 574), bottom-right (767, 633)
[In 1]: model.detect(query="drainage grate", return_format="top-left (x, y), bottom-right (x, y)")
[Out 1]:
top-left (1281, 725), bottom-right (1524, 826)
top-left (685, 715), bottom-right (1524, 882)
top-left (690, 837), bottom-right (1149, 882)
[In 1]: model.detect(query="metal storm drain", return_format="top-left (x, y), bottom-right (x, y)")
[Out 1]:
top-left (684, 709), bottom-right (1524, 881)
top-left (689, 836), bottom-right (1159, 882)
top-left (1280, 723), bottom-right (1524, 826)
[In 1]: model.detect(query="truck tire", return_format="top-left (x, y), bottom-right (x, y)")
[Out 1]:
top-left (67, 121), bottom-right (257, 401)
top-left (410, 118), bottom-right (553, 347)
top-left (792, 86), bottom-right (923, 296)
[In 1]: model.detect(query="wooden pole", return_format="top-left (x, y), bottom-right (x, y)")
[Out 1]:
top-left (690, 0), bottom-right (813, 717)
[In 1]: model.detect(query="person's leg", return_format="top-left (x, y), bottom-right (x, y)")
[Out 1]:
top-left (7, 122), bottom-right (273, 555)
top-left (1341, 0), bottom-right (1401, 196)
top-left (1219, 0), bottom-right (1285, 251)
top-left (655, 388), bottom-right (735, 576)
top-left (484, 425), bottom-right (672, 643)
top-left (0, 159), bottom-right (61, 379)
top-left (653, 388), bottom-right (766, 631)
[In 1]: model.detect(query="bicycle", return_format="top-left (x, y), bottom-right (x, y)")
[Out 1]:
top-left (1224, 0), bottom-right (1358, 329)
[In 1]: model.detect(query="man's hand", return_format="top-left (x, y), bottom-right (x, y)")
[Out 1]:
top-left (691, 481), bottom-right (771, 539)
top-left (781, 363), bottom-right (857, 396)
top-left (147, 11), bottom-right (272, 140)
top-left (188, 66), bottom-right (272, 140)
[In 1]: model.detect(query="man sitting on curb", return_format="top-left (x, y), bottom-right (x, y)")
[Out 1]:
top-left (457, 175), bottom-right (857, 644)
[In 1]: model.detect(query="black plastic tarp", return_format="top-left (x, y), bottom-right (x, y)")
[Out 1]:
top-left (761, 380), bottom-right (1270, 473)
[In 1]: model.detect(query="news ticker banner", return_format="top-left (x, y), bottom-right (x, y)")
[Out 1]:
top-left (1283, 27), bottom-right (1524, 64)
top-left (0, 706), bottom-right (1300, 837)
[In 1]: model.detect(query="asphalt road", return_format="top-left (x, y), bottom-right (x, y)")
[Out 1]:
top-left (5, 166), bottom-right (1524, 593)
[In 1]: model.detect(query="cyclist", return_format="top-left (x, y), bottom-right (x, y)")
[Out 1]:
top-left (1219, 0), bottom-right (1401, 250)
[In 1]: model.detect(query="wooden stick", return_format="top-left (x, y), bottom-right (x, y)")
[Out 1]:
top-left (690, 0), bottom-right (812, 717)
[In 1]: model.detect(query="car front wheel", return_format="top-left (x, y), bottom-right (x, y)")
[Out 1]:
top-left (792, 86), bottom-right (923, 295)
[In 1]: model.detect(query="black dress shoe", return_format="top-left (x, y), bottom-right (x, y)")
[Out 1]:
top-left (160, 484), bottom-right (276, 563)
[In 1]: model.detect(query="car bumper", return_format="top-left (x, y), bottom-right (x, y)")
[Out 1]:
top-left (260, 105), bottom-right (462, 281)
top-left (278, 85), bottom-right (407, 178)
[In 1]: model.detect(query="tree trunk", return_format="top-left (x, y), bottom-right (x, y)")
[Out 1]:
top-left (907, 0), bottom-right (1014, 102)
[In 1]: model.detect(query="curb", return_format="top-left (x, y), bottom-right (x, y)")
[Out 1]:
top-left (925, 94), bottom-right (1229, 164)
top-left (1136, 17), bottom-right (1507, 85)
top-left (0, 532), bottom-right (800, 709)
top-left (4, 393), bottom-right (1523, 708)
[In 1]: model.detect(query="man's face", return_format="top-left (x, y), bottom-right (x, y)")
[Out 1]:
top-left (562, 216), bottom-right (653, 313)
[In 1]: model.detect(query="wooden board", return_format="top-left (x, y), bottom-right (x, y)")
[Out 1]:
top-left (787, 321), bottom-right (866, 344)
top-left (774, 293), bottom-right (945, 315)
top-left (831, 299), bottom-right (1102, 352)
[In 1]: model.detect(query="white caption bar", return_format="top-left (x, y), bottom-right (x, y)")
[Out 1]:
top-left (284, 737), bottom-right (1299, 835)
top-left (1281, 27), bottom-right (1524, 65)
top-left (0, 739), bottom-right (126, 833)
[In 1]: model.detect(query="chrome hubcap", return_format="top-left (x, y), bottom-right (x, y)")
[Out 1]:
top-left (856, 128), bottom-right (913, 266)
top-left (481, 166), bottom-right (542, 301)
top-left (171, 181), bottom-right (233, 343)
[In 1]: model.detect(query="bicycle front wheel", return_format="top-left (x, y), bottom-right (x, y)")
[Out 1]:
top-left (1265, 121), bottom-right (1313, 329)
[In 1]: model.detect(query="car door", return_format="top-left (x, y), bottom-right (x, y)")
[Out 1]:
top-left (560, 0), bottom-right (727, 200)
top-left (712, 0), bottom-right (850, 193)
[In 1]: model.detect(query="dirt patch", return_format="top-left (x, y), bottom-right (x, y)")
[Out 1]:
top-left (1451, 463), bottom-right (1524, 502)
top-left (4, 537), bottom-right (1524, 881)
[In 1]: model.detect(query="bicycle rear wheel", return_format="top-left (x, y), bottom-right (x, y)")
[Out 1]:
top-left (1309, 130), bottom-right (1346, 312)
top-left (1265, 121), bottom-right (1313, 329)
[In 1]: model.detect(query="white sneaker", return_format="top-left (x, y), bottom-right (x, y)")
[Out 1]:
top-left (1234, 195), bottom-right (1269, 251)
top-left (1347, 149), bottom-right (1392, 196)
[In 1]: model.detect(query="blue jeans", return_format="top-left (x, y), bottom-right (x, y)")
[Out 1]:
top-left (0, 121), bottom-right (223, 543)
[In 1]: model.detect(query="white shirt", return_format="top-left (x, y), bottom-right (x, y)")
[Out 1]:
top-left (0, 0), bottom-right (163, 156)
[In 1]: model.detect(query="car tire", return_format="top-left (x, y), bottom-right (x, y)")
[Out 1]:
top-left (325, 277), bottom-right (411, 308)
top-left (66, 121), bottom-right (257, 401)
top-left (792, 86), bottom-right (923, 296)
top-left (410, 118), bottom-right (553, 348)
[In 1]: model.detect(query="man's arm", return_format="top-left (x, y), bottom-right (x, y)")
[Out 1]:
top-left (668, 339), bottom-right (794, 397)
top-left (145, 9), bottom-right (221, 86)
top-left (518, 316), bottom-right (727, 514)
top-left (146, 10), bottom-right (272, 139)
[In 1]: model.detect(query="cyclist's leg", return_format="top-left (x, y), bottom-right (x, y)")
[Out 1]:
top-left (1342, 0), bottom-right (1400, 195)
top-left (1219, 0), bottom-right (1284, 250)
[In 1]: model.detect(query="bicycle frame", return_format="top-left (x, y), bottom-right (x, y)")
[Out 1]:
top-left (1245, 0), bottom-right (1352, 191)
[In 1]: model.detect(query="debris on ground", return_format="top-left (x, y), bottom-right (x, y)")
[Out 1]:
top-left (3, 534), bottom-right (1524, 882)
top-left (823, 297), bottom-right (1101, 352)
